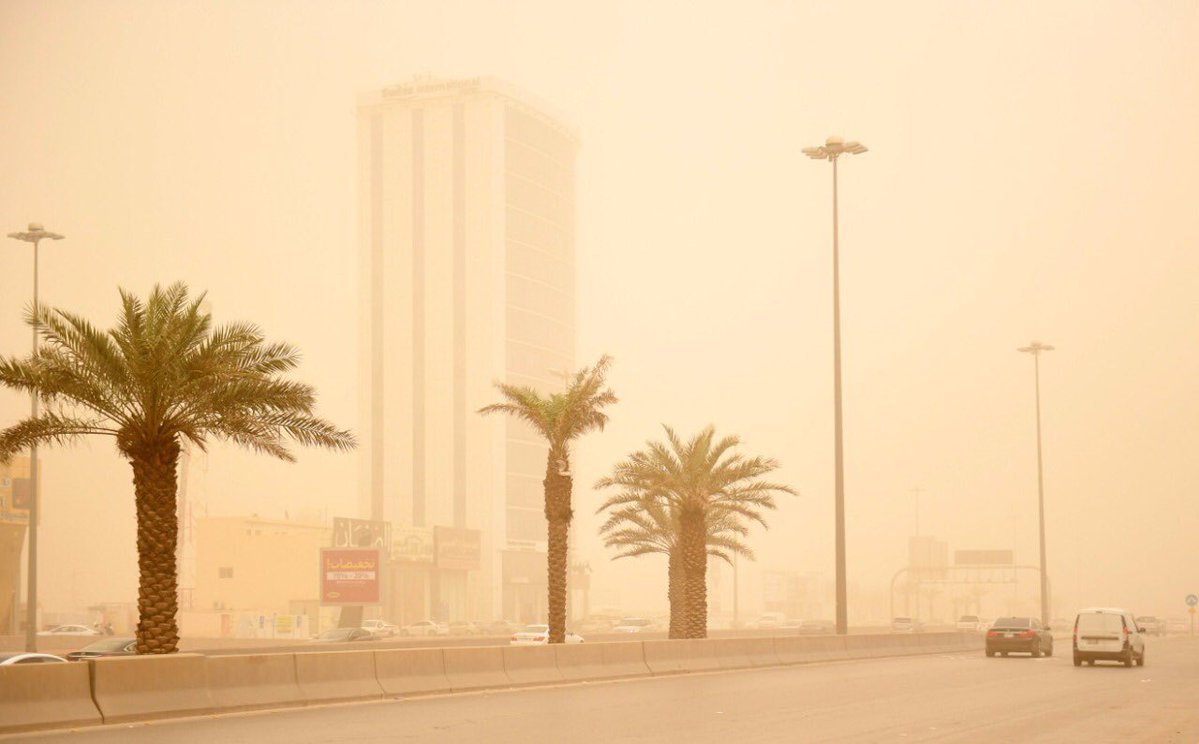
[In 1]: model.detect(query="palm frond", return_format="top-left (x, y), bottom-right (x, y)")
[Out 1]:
top-left (0, 413), bottom-right (118, 463)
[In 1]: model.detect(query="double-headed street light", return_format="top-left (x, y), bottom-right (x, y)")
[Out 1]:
top-left (6, 222), bottom-right (64, 651)
top-left (1017, 340), bottom-right (1053, 626)
top-left (804, 137), bottom-right (867, 635)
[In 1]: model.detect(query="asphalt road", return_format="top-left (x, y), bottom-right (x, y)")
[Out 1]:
top-left (16, 637), bottom-right (1199, 743)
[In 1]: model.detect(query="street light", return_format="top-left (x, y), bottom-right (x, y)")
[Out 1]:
top-left (6, 222), bottom-right (64, 651)
top-left (1017, 340), bottom-right (1053, 626)
top-left (804, 137), bottom-right (867, 636)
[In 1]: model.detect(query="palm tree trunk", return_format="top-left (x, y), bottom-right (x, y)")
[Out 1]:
top-left (129, 440), bottom-right (182, 654)
top-left (544, 452), bottom-right (573, 644)
top-left (679, 508), bottom-right (707, 639)
top-left (668, 547), bottom-right (684, 639)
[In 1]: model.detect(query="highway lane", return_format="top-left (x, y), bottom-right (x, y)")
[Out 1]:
top-left (15, 637), bottom-right (1199, 743)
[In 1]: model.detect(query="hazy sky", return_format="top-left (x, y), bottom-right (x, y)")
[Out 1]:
top-left (2, 0), bottom-right (1196, 621)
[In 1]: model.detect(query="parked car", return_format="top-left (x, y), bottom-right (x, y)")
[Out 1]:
top-left (796, 619), bottom-right (834, 634)
top-left (509, 624), bottom-right (584, 646)
top-left (956, 615), bottom-right (984, 632)
top-left (612, 617), bottom-right (656, 633)
top-left (1134, 616), bottom-right (1165, 637)
top-left (310, 627), bottom-right (376, 643)
top-left (1073, 608), bottom-right (1146, 667)
top-left (985, 617), bottom-right (1053, 657)
top-left (0, 652), bottom-right (68, 666)
top-left (65, 637), bottom-right (138, 660)
top-left (484, 620), bottom-right (518, 636)
top-left (579, 615), bottom-right (619, 633)
top-left (37, 624), bottom-right (101, 637)
top-left (447, 620), bottom-right (481, 636)
top-left (778, 618), bottom-right (805, 631)
top-left (401, 620), bottom-right (448, 637)
top-left (362, 619), bottom-right (400, 638)
top-left (752, 613), bottom-right (787, 630)
top-left (891, 617), bottom-right (923, 633)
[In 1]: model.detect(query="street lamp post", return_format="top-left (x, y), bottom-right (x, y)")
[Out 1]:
top-left (6, 223), bottom-right (64, 651)
top-left (804, 136), bottom-right (867, 636)
top-left (1017, 340), bottom-right (1053, 626)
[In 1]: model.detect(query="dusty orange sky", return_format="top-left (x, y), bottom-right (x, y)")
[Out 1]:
top-left (1, 0), bottom-right (1196, 621)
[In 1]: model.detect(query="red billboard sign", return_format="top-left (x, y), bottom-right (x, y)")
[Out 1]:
top-left (320, 548), bottom-right (380, 605)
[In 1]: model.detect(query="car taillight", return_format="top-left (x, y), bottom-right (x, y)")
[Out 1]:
top-left (1123, 626), bottom-right (1132, 636)
top-left (1018, 630), bottom-right (1036, 638)
top-left (987, 630), bottom-right (1001, 636)
top-left (511, 635), bottom-right (518, 641)
top-left (536, 635), bottom-right (546, 642)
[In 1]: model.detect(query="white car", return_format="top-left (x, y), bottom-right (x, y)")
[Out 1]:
top-left (612, 617), bottom-right (656, 633)
top-left (0, 652), bottom-right (68, 665)
top-left (36, 625), bottom-right (101, 637)
top-left (956, 615), bottom-right (984, 632)
top-left (509, 624), bottom-right (584, 645)
top-left (1073, 607), bottom-right (1147, 667)
top-left (362, 619), bottom-right (400, 638)
top-left (401, 620), bottom-right (448, 637)
top-left (752, 613), bottom-right (787, 630)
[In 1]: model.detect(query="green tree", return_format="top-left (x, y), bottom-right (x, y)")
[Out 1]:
top-left (0, 283), bottom-right (355, 654)
top-left (596, 492), bottom-right (752, 639)
top-left (597, 425), bottom-right (793, 638)
top-left (478, 355), bottom-right (616, 643)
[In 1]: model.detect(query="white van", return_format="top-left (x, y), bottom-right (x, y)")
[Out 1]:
top-left (1072, 607), bottom-right (1146, 667)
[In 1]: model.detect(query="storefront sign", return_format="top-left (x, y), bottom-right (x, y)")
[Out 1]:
top-left (319, 548), bottom-right (380, 605)
top-left (392, 527), bottom-right (435, 564)
top-left (435, 526), bottom-right (481, 571)
top-left (332, 517), bottom-right (390, 549)
top-left (0, 458), bottom-right (30, 525)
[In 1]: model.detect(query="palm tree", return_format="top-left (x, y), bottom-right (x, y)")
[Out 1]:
top-left (596, 493), bottom-right (752, 639)
top-left (478, 355), bottom-right (616, 643)
top-left (0, 283), bottom-right (355, 654)
top-left (597, 425), bottom-right (794, 638)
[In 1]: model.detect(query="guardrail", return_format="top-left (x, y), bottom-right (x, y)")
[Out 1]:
top-left (0, 631), bottom-right (980, 737)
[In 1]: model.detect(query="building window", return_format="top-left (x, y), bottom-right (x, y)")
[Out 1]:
top-left (218, 567), bottom-right (234, 579)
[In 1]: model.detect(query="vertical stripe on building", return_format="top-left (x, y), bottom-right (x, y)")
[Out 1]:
top-left (412, 108), bottom-right (426, 527)
top-left (370, 112), bottom-right (384, 523)
top-left (453, 103), bottom-right (467, 529)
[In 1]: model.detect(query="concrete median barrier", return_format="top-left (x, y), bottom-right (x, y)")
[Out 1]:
top-left (89, 653), bottom-right (214, 723)
top-left (294, 649), bottom-right (383, 704)
top-left (842, 634), bottom-right (903, 659)
top-left (553, 642), bottom-right (608, 681)
top-left (642, 639), bottom-right (721, 675)
top-left (502, 645), bottom-right (564, 686)
top-left (0, 661), bottom-right (102, 734)
top-left (599, 641), bottom-right (653, 678)
top-left (739, 637), bottom-right (782, 667)
top-left (375, 648), bottom-right (451, 697)
top-left (709, 638), bottom-right (770, 670)
top-left (774, 635), bottom-right (848, 664)
top-left (443, 646), bottom-right (511, 692)
top-left (205, 652), bottom-right (305, 713)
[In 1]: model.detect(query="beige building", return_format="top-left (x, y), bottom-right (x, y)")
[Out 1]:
top-left (358, 76), bottom-right (578, 623)
top-left (0, 457), bottom-right (31, 634)
top-left (194, 515), bottom-right (329, 617)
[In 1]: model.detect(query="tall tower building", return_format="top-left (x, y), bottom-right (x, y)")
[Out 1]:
top-left (358, 76), bottom-right (578, 622)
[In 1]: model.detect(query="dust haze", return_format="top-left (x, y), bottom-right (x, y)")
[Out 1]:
top-left (1, 0), bottom-right (1196, 633)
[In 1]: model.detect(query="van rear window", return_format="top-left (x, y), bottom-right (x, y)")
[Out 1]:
top-left (1077, 613), bottom-right (1123, 634)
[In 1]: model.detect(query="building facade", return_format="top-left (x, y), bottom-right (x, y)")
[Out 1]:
top-left (0, 456), bottom-right (31, 634)
top-left (358, 76), bottom-right (578, 623)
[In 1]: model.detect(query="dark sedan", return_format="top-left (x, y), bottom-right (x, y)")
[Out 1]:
top-left (985, 617), bottom-right (1053, 657)
top-left (309, 627), bottom-right (377, 643)
top-left (65, 637), bottom-right (138, 660)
